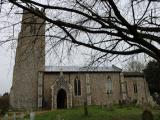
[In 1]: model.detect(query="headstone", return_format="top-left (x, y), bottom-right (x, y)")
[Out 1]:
top-left (13, 112), bottom-right (16, 120)
top-left (3, 114), bottom-right (8, 120)
top-left (30, 112), bottom-right (35, 120)
top-left (57, 115), bottom-right (61, 120)
top-left (142, 109), bottom-right (153, 120)
top-left (20, 113), bottom-right (24, 120)
top-left (84, 101), bottom-right (88, 116)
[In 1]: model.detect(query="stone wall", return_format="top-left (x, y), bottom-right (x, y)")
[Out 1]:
top-left (124, 76), bottom-right (150, 104)
top-left (42, 71), bottom-right (151, 109)
top-left (42, 72), bottom-right (121, 109)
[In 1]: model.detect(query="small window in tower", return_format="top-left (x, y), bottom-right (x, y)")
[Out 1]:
top-left (106, 76), bottom-right (112, 94)
top-left (74, 77), bottom-right (81, 96)
top-left (133, 83), bottom-right (138, 93)
top-left (30, 18), bottom-right (37, 34)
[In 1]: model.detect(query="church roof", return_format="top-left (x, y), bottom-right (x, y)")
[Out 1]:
top-left (123, 72), bottom-right (144, 77)
top-left (44, 65), bottom-right (122, 73)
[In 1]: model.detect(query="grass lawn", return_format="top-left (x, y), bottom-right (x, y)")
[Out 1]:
top-left (35, 106), bottom-right (160, 120)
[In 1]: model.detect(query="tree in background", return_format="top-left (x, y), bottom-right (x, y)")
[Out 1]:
top-left (0, 0), bottom-right (159, 64)
top-left (0, 92), bottom-right (9, 115)
top-left (125, 60), bottom-right (145, 72)
top-left (144, 61), bottom-right (160, 94)
top-left (144, 60), bottom-right (160, 105)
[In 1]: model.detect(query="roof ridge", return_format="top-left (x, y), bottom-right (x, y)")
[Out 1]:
top-left (44, 65), bottom-right (122, 72)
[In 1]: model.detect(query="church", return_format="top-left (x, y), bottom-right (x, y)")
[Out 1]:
top-left (10, 10), bottom-right (151, 110)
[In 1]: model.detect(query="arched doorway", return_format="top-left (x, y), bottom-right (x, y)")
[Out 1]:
top-left (57, 89), bottom-right (67, 109)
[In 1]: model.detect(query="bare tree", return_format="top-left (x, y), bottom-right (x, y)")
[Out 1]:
top-left (1, 0), bottom-right (160, 63)
top-left (125, 60), bottom-right (145, 72)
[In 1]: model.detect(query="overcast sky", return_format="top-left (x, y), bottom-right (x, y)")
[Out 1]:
top-left (0, 45), bottom-right (14, 95)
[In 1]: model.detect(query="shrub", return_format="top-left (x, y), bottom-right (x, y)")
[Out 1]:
top-left (142, 109), bottom-right (153, 120)
top-left (0, 94), bottom-right (9, 115)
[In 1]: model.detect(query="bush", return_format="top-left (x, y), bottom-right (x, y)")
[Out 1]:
top-left (0, 94), bottom-right (9, 115)
top-left (118, 99), bottom-right (138, 108)
top-left (142, 109), bottom-right (153, 120)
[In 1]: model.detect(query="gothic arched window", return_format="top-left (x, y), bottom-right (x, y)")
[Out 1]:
top-left (106, 76), bottom-right (112, 94)
top-left (133, 83), bottom-right (138, 93)
top-left (74, 77), bottom-right (81, 96)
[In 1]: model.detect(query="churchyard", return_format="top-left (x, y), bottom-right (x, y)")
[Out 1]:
top-left (1, 105), bottom-right (160, 120)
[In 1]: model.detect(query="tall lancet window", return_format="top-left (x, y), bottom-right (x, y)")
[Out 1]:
top-left (74, 76), bottom-right (81, 96)
top-left (106, 76), bottom-right (112, 94)
top-left (133, 83), bottom-right (138, 93)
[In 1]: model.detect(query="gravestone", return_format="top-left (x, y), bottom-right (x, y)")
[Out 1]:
top-left (20, 113), bottom-right (24, 120)
top-left (13, 112), bottom-right (16, 120)
top-left (3, 114), bottom-right (8, 120)
top-left (30, 112), bottom-right (35, 120)
top-left (142, 109), bottom-right (153, 120)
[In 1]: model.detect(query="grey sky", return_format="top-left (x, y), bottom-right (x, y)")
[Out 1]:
top-left (0, 45), bottom-right (14, 94)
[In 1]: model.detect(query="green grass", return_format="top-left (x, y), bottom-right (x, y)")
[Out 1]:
top-left (35, 106), bottom-right (160, 120)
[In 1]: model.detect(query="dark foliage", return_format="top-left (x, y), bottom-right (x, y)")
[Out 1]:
top-left (144, 61), bottom-right (160, 94)
top-left (144, 61), bottom-right (160, 105)
top-left (0, 93), bottom-right (9, 115)
top-left (142, 109), bottom-right (153, 120)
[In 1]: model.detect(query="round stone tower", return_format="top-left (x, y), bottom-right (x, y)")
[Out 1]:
top-left (10, 9), bottom-right (45, 110)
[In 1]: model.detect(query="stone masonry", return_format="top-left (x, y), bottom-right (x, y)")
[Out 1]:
top-left (10, 9), bottom-right (45, 110)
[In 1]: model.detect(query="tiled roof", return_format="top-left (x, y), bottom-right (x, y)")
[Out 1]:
top-left (44, 65), bottom-right (122, 73)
